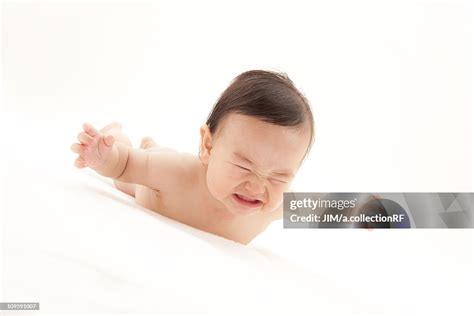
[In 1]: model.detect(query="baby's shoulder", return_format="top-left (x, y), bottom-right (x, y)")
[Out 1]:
top-left (175, 152), bottom-right (206, 192)
top-left (145, 148), bottom-right (202, 192)
top-left (174, 152), bottom-right (202, 184)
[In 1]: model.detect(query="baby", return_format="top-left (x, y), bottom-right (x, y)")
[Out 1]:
top-left (70, 70), bottom-right (315, 244)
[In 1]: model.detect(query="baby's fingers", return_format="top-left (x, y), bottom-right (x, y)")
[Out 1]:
top-left (82, 122), bottom-right (100, 138)
top-left (77, 132), bottom-right (93, 145)
top-left (70, 143), bottom-right (84, 154)
top-left (74, 157), bottom-right (86, 169)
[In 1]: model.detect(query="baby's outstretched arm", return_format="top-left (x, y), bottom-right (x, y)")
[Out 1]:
top-left (71, 123), bottom-right (193, 191)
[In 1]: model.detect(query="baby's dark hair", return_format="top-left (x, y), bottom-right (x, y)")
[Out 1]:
top-left (206, 69), bottom-right (315, 158)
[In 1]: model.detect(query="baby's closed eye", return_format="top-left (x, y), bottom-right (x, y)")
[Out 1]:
top-left (270, 178), bottom-right (287, 184)
top-left (232, 163), bottom-right (288, 184)
top-left (234, 164), bottom-right (251, 172)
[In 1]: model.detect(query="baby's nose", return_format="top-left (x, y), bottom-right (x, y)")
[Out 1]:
top-left (244, 178), bottom-right (265, 195)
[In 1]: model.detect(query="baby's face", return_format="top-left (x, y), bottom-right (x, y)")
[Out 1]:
top-left (200, 113), bottom-right (311, 216)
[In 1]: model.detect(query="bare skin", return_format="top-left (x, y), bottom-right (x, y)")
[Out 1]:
top-left (71, 116), bottom-right (310, 245)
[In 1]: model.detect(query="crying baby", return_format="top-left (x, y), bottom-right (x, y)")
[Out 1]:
top-left (70, 70), bottom-right (315, 245)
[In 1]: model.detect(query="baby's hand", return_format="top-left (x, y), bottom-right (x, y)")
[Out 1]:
top-left (70, 123), bottom-right (115, 169)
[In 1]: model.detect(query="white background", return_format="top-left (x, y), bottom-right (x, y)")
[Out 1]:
top-left (1, 0), bottom-right (473, 314)
top-left (2, 0), bottom-right (472, 191)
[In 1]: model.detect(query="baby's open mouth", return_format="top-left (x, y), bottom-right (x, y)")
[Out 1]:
top-left (233, 193), bottom-right (263, 208)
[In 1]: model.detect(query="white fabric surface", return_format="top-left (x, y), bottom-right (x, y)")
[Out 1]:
top-left (1, 113), bottom-right (472, 316)
top-left (4, 162), bottom-right (361, 315)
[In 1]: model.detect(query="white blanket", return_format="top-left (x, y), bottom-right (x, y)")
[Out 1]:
top-left (1, 113), bottom-right (472, 315)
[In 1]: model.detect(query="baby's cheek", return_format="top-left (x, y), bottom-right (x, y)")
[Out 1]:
top-left (206, 164), bottom-right (235, 199)
top-left (206, 169), bottom-right (221, 198)
top-left (266, 187), bottom-right (286, 210)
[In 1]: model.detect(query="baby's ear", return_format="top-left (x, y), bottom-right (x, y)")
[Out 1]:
top-left (199, 124), bottom-right (212, 164)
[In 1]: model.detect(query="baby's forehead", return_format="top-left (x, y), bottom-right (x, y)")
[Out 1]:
top-left (214, 113), bottom-right (311, 157)
top-left (221, 135), bottom-right (306, 169)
